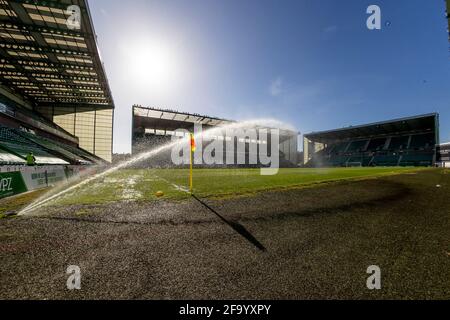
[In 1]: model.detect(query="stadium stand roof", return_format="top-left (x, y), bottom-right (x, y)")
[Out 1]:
top-left (133, 105), bottom-right (299, 135)
top-left (305, 113), bottom-right (438, 143)
top-left (133, 105), bottom-right (234, 131)
top-left (0, 0), bottom-right (114, 109)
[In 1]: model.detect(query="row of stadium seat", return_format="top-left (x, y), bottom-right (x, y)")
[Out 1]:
top-left (308, 149), bottom-right (434, 167)
top-left (373, 155), bottom-right (400, 166)
top-left (0, 125), bottom-right (101, 165)
top-left (400, 153), bottom-right (434, 166)
top-left (0, 148), bottom-right (25, 164)
top-left (323, 133), bottom-right (435, 157)
top-left (0, 126), bottom-right (68, 165)
top-left (19, 131), bottom-right (93, 165)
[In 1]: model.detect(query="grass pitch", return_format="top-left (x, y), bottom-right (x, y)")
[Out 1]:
top-left (0, 168), bottom-right (448, 299)
top-left (48, 167), bottom-right (425, 206)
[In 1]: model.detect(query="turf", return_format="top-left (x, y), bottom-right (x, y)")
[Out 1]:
top-left (49, 167), bottom-right (425, 206)
top-left (0, 189), bottom-right (48, 216)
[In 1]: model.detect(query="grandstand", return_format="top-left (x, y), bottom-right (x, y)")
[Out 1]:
top-left (132, 105), bottom-right (299, 167)
top-left (303, 114), bottom-right (439, 168)
top-left (0, 0), bottom-right (114, 165)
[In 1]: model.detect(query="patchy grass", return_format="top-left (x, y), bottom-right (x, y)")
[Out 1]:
top-left (0, 189), bottom-right (49, 215)
top-left (0, 169), bottom-right (448, 299)
top-left (48, 167), bottom-right (427, 206)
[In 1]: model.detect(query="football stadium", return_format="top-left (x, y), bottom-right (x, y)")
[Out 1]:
top-left (0, 0), bottom-right (449, 302)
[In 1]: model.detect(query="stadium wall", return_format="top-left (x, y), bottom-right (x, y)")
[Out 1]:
top-left (37, 106), bottom-right (114, 162)
top-left (438, 143), bottom-right (450, 167)
top-left (0, 165), bottom-right (97, 200)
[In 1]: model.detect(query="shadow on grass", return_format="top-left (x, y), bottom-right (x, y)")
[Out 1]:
top-left (191, 194), bottom-right (266, 252)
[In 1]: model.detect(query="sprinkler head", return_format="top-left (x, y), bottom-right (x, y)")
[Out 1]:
top-left (155, 191), bottom-right (164, 198)
top-left (4, 211), bottom-right (17, 217)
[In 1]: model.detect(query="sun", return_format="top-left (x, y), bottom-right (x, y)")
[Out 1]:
top-left (126, 40), bottom-right (179, 92)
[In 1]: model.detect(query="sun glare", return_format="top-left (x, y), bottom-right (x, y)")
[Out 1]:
top-left (126, 40), bottom-right (179, 92)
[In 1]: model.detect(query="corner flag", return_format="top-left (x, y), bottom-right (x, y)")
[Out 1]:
top-left (190, 134), bottom-right (196, 152)
top-left (189, 133), bottom-right (195, 193)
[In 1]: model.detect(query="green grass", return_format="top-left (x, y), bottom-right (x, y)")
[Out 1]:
top-left (49, 167), bottom-right (427, 206)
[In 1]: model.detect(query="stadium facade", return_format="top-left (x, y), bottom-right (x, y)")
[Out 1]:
top-left (303, 114), bottom-right (439, 168)
top-left (438, 142), bottom-right (450, 167)
top-left (0, 0), bottom-right (114, 165)
top-left (132, 105), bottom-right (299, 167)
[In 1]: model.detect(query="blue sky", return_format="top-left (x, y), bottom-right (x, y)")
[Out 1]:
top-left (88, 0), bottom-right (450, 153)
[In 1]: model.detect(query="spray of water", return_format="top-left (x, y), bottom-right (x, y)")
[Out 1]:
top-left (19, 118), bottom-right (294, 216)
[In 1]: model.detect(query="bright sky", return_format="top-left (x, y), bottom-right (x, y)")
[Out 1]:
top-left (88, 0), bottom-right (450, 154)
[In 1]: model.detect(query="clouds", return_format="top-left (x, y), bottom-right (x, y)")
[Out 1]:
top-left (323, 25), bottom-right (337, 34)
top-left (269, 77), bottom-right (283, 97)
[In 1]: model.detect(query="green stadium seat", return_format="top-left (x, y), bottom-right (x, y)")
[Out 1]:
top-left (372, 155), bottom-right (400, 166)
top-left (0, 147), bottom-right (26, 165)
top-left (388, 136), bottom-right (409, 150)
top-left (347, 140), bottom-right (369, 152)
top-left (409, 133), bottom-right (435, 150)
top-left (18, 131), bottom-right (92, 165)
top-left (366, 138), bottom-right (386, 152)
top-left (330, 156), bottom-right (349, 167)
top-left (0, 126), bottom-right (69, 165)
top-left (400, 154), bottom-right (433, 166)
top-left (348, 156), bottom-right (373, 166)
top-left (332, 142), bottom-right (350, 153)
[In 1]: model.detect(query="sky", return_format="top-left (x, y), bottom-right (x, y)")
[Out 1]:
top-left (88, 0), bottom-right (450, 154)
